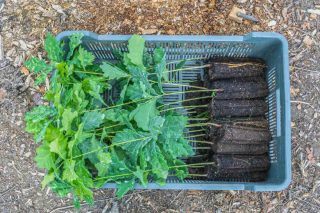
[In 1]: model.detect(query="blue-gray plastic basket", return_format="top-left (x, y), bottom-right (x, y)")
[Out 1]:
top-left (57, 31), bottom-right (291, 191)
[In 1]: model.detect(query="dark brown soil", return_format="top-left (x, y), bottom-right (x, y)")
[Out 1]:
top-left (210, 99), bottom-right (268, 118)
top-left (212, 154), bottom-right (270, 173)
top-left (205, 77), bottom-right (268, 99)
top-left (206, 60), bottom-right (265, 80)
top-left (212, 143), bottom-right (268, 155)
top-left (210, 124), bottom-right (271, 143)
top-left (208, 170), bottom-right (268, 182)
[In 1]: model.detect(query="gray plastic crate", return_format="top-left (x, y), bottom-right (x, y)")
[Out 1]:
top-left (57, 31), bottom-right (291, 191)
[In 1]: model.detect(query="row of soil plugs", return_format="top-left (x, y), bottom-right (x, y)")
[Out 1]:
top-left (186, 59), bottom-right (271, 182)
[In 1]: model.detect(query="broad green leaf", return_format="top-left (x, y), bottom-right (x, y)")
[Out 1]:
top-left (41, 172), bottom-right (55, 189)
top-left (77, 47), bottom-right (95, 69)
top-left (116, 179), bottom-right (135, 199)
top-left (62, 108), bottom-right (78, 133)
top-left (24, 57), bottom-right (53, 85)
top-left (82, 77), bottom-right (108, 105)
top-left (130, 99), bottom-right (158, 131)
top-left (101, 62), bottom-right (130, 80)
top-left (67, 33), bottom-right (84, 60)
top-left (149, 116), bottom-right (165, 137)
top-left (153, 48), bottom-right (167, 89)
top-left (112, 129), bottom-right (152, 165)
top-left (68, 123), bottom-right (93, 157)
top-left (133, 167), bottom-right (148, 187)
top-left (81, 111), bottom-right (105, 130)
top-left (171, 159), bottom-right (189, 180)
top-left (35, 143), bottom-right (56, 170)
top-left (73, 180), bottom-right (94, 204)
top-left (45, 32), bottom-right (63, 62)
top-left (95, 151), bottom-right (112, 176)
top-left (104, 108), bottom-right (131, 128)
top-left (75, 160), bottom-right (94, 188)
top-left (62, 159), bottom-right (78, 182)
top-left (126, 82), bottom-right (149, 101)
top-left (142, 140), bottom-right (168, 181)
top-left (159, 114), bottom-right (194, 158)
top-left (24, 57), bottom-right (51, 74)
top-left (49, 137), bottom-right (67, 159)
top-left (49, 178), bottom-right (72, 197)
top-left (127, 35), bottom-right (145, 67)
top-left (127, 65), bottom-right (155, 95)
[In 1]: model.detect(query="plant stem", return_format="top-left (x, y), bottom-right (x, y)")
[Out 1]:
top-left (188, 174), bottom-right (208, 177)
top-left (188, 118), bottom-right (208, 121)
top-left (158, 81), bottom-right (208, 90)
top-left (186, 129), bottom-right (206, 134)
top-left (86, 89), bottom-right (219, 112)
top-left (159, 104), bottom-right (208, 113)
top-left (74, 70), bottom-right (104, 76)
top-left (72, 136), bottom-right (152, 159)
top-left (189, 140), bottom-right (213, 145)
top-left (186, 122), bottom-right (221, 128)
top-left (157, 96), bottom-right (212, 109)
top-left (94, 162), bottom-right (216, 181)
top-left (184, 134), bottom-right (206, 138)
top-left (192, 147), bottom-right (211, 150)
top-left (166, 57), bottom-right (207, 65)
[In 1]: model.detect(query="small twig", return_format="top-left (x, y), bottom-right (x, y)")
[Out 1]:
top-left (291, 100), bottom-right (313, 107)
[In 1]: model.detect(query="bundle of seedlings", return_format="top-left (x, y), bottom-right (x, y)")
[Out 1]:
top-left (24, 33), bottom-right (223, 207)
top-left (180, 59), bottom-right (271, 181)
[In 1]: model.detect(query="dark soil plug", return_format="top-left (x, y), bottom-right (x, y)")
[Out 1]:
top-left (210, 124), bottom-right (271, 143)
top-left (205, 77), bottom-right (268, 99)
top-left (212, 154), bottom-right (270, 173)
top-left (206, 61), bottom-right (265, 80)
top-left (210, 99), bottom-right (268, 118)
top-left (207, 169), bottom-right (268, 182)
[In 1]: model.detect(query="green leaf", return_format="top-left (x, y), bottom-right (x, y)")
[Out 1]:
top-left (142, 140), bottom-right (168, 181)
top-left (49, 178), bottom-right (72, 197)
top-left (126, 82), bottom-right (149, 101)
top-left (127, 65), bottom-right (155, 95)
top-left (112, 129), bottom-right (152, 166)
top-left (62, 159), bottom-right (78, 182)
top-left (116, 179), bottom-right (135, 198)
top-left (24, 57), bottom-right (53, 85)
top-left (175, 59), bottom-right (186, 69)
top-left (133, 167), bottom-right (148, 187)
top-left (45, 32), bottom-right (63, 62)
top-left (101, 62), bottom-right (130, 80)
top-left (95, 151), bottom-right (112, 176)
top-left (49, 137), bottom-right (67, 159)
top-left (126, 35), bottom-right (145, 67)
top-left (148, 116), bottom-right (165, 137)
top-left (129, 99), bottom-right (158, 131)
top-left (67, 33), bottom-right (84, 60)
top-left (81, 111), bottom-right (105, 131)
top-left (62, 108), bottom-right (78, 133)
top-left (104, 108), bottom-right (131, 128)
top-left (68, 123), bottom-right (92, 157)
top-left (35, 143), bottom-right (56, 170)
top-left (77, 47), bottom-right (95, 69)
top-left (159, 114), bottom-right (194, 158)
top-left (73, 180), bottom-right (94, 204)
top-left (41, 172), bottom-right (55, 189)
top-left (153, 48), bottom-right (167, 89)
top-left (171, 159), bottom-right (189, 180)
top-left (75, 160), bottom-right (94, 188)
top-left (82, 77), bottom-right (108, 105)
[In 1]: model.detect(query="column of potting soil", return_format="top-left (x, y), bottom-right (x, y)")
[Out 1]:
top-left (204, 60), bottom-right (271, 182)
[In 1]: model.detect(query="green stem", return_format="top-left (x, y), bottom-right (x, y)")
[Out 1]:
top-left (188, 118), bottom-right (208, 121)
top-left (186, 129), bottom-right (206, 134)
top-left (189, 140), bottom-right (213, 145)
top-left (184, 134), bottom-right (206, 138)
top-left (159, 104), bottom-right (208, 113)
top-left (94, 162), bottom-right (215, 181)
top-left (157, 96), bottom-right (212, 109)
top-left (147, 65), bottom-right (211, 77)
top-left (188, 174), bottom-right (208, 177)
top-left (192, 147), bottom-right (211, 150)
top-left (74, 70), bottom-right (104, 76)
top-left (151, 80), bottom-right (208, 90)
top-left (186, 122), bottom-right (221, 128)
top-left (166, 57), bottom-right (207, 65)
